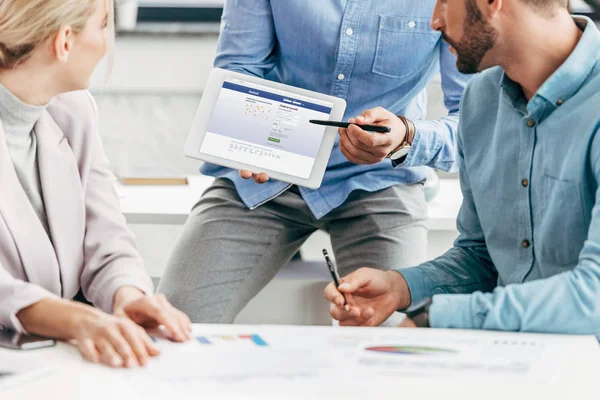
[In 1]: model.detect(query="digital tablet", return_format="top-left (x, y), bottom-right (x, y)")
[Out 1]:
top-left (185, 68), bottom-right (347, 189)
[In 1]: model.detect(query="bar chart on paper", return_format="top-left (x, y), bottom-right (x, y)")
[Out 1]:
top-left (195, 334), bottom-right (268, 347)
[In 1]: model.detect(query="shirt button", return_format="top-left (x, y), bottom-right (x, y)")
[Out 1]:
top-left (556, 98), bottom-right (564, 106)
top-left (345, 28), bottom-right (354, 36)
top-left (337, 74), bottom-right (345, 80)
top-left (522, 240), bottom-right (531, 249)
top-left (408, 21), bottom-right (416, 28)
top-left (527, 119), bottom-right (536, 128)
top-left (521, 178), bottom-right (529, 187)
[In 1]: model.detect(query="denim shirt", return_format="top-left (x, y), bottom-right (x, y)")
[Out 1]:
top-left (401, 17), bottom-right (600, 337)
top-left (200, 0), bottom-right (471, 219)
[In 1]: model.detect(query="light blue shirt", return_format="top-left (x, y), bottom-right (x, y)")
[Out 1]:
top-left (400, 17), bottom-right (600, 337)
top-left (201, 0), bottom-right (470, 218)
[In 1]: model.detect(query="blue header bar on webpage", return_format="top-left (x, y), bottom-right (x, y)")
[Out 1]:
top-left (222, 82), bottom-right (332, 114)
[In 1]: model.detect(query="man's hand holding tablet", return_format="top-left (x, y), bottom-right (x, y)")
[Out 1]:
top-left (239, 169), bottom-right (270, 184)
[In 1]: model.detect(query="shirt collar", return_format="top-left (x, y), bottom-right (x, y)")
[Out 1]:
top-left (500, 73), bottom-right (527, 112)
top-left (500, 16), bottom-right (600, 116)
top-left (536, 17), bottom-right (600, 107)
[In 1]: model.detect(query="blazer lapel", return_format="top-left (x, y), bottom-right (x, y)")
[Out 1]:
top-left (35, 111), bottom-right (85, 297)
top-left (0, 121), bottom-right (61, 295)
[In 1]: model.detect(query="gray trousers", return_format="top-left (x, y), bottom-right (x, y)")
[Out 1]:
top-left (157, 179), bottom-right (427, 323)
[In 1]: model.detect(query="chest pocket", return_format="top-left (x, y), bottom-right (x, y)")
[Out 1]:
top-left (537, 174), bottom-right (587, 267)
top-left (372, 15), bottom-right (440, 79)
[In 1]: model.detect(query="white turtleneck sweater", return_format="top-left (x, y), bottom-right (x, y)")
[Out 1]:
top-left (0, 83), bottom-right (50, 238)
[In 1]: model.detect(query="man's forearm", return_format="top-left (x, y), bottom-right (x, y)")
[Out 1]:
top-left (393, 111), bottom-right (459, 172)
top-left (398, 245), bottom-right (498, 305)
top-left (429, 257), bottom-right (600, 336)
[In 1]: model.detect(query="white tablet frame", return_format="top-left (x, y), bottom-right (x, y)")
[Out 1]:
top-left (184, 68), bottom-right (347, 189)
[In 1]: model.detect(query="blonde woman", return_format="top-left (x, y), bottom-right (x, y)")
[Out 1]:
top-left (0, 0), bottom-right (191, 368)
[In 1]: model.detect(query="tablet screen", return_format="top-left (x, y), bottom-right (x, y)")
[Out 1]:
top-left (201, 78), bottom-right (334, 179)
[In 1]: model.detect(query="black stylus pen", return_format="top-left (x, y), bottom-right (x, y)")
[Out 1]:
top-left (323, 249), bottom-right (348, 308)
top-left (309, 119), bottom-right (391, 133)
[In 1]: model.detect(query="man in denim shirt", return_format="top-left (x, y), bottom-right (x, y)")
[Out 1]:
top-left (326, 0), bottom-right (600, 337)
top-left (158, 1), bottom-right (470, 323)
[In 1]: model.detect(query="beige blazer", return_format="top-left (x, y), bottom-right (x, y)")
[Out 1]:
top-left (0, 91), bottom-right (153, 333)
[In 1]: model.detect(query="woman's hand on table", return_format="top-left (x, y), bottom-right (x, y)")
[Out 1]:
top-left (17, 297), bottom-right (160, 369)
top-left (70, 308), bottom-right (160, 368)
top-left (78, 288), bottom-right (192, 368)
top-left (113, 287), bottom-right (192, 343)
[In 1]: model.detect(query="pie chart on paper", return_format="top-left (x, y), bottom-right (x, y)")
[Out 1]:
top-left (365, 346), bottom-right (457, 355)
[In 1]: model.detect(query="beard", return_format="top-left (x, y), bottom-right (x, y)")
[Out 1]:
top-left (443, 0), bottom-right (498, 74)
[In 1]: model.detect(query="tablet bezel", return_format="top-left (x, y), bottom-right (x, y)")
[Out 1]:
top-left (184, 68), bottom-right (347, 189)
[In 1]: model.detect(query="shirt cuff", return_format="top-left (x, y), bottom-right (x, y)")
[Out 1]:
top-left (429, 294), bottom-right (476, 329)
top-left (396, 267), bottom-right (433, 306)
top-left (11, 310), bottom-right (32, 335)
top-left (392, 120), bottom-right (443, 169)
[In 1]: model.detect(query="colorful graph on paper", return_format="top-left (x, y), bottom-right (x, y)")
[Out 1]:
top-left (196, 334), bottom-right (269, 347)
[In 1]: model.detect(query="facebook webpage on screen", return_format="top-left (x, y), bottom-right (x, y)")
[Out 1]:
top-left (201, 78), bottom-right (334, 179)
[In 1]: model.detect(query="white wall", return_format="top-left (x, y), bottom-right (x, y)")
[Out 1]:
top-left (91, 35), bottom-right (218, 93)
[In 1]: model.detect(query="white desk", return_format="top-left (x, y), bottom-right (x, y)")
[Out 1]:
top-left (1, 325), bottom-right (599, 400)
top-left (116, 175), bottom-right (214, 226)
top-left (116, 175), bottom-right (463, 231)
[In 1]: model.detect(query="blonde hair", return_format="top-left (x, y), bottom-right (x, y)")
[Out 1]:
top-left (0, 0), bottom-right (115, 69)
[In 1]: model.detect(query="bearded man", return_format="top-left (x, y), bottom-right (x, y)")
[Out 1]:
top-left (326, 0), bottom-right (600, 337)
